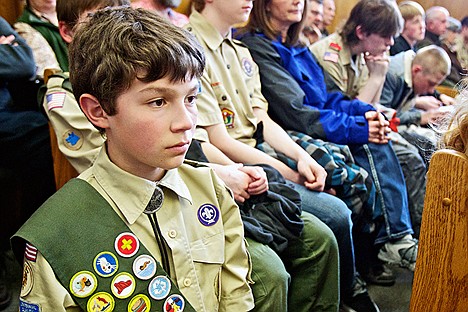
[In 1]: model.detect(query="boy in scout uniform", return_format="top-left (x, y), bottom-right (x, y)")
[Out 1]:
top-left (310, 0), bottom-right (429, 241)
top-left (42, 1), bottom-right (314, 311)
top-left (12, 7), bottom-right (254, 311)
top-left (185, 0), bottom-right (350, 310)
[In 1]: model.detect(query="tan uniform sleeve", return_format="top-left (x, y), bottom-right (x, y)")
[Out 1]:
top-left (43, 75), bottom-right (105, 173)
top-left (20, 252), bottom-right (80, 311)
top-left (310, 42), bottom-right (348, 93)
top-left (211, 171), bottom-right (254, 311)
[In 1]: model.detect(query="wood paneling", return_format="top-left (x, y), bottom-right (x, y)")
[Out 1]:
top-left (329, 0), bottom-right (467, 34)
top-left (0, 0), bottom-right (23, 25)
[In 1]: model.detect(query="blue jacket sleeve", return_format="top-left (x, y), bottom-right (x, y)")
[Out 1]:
top-left (0, 17), bottom-right (36, 81)
top-left (241, 34), bottom-right (371, 145)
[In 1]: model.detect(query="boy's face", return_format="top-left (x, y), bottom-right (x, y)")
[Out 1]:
top-left (212, 0), bottom-right (253, 27)
top-left (359, 32), bottom-right (394, 56)
top-left (104, 75), bottom-right (199, 181)
top-left (412, 69), bottom-right (445, 95)
top-left (403, 15), bottom-right (425, 42)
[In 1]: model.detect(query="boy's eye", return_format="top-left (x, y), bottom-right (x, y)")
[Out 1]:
top-left (186, 95), bottom-right (198, 106)
top-left (149, 99), bottom-right (165, 107)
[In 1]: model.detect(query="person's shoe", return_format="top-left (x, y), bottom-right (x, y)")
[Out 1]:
top-left (341, 275), bottom-right (380, 312)
top-left (363, 264), bottom-right (396, 286)
top-left (378, 234), bottom-right (418, 271)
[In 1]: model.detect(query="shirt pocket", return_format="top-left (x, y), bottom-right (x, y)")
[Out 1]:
top-left (212, 83), bottom-right (231, 106)
top-left (190, 231), bottom-right (225, 264)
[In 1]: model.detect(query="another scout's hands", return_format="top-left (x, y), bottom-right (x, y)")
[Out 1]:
top-left (296, 155), bottom-right (327, 192)
top-left (365, 111), bottom-right (390, 144)
top-left (212, 163), bottom-right (268, 203)
top-left (239, 165), bottom-right (268, 195)
top-left (364, 53), bottom-right (389, 78)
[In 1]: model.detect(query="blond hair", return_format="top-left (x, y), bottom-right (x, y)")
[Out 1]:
top-left (440, 80), bottom-right (468, 154)
top-left (398, 1), bottom-right (425, 21)
top-left (412, 45), bottom-right (451, 77)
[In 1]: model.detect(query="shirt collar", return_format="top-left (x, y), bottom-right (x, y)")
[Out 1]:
top-left (403, 50), bottom-right (415, 87)
top-left (93, 147), bottom-right (192, 224)
top-left (189, 10), bottom-right (231, 51)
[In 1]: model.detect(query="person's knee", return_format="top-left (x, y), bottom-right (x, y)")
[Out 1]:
top-left (301, 212), bottom-right (339, 258)
top-left (246, 238), bottom-right (289, 311)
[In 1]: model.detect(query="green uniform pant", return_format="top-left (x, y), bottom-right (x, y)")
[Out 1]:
top-left (248, 211), bottom-right (339, 312)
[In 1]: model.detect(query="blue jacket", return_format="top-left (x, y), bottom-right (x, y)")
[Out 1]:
top-left (240, 33), bottom-right (374, 145)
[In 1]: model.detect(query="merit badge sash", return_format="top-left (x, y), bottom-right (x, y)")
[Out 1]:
top-left (13, 178), bottom-right (195, 312)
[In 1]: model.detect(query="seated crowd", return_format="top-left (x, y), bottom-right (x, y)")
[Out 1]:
top-left (0, 0), bottom-right (466, 311)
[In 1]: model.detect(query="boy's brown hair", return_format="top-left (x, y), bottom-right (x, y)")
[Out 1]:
top-left (69, 7), bottom-right (206, 118)
top-left (57, 0), bottom-right (131, 28)
top-left (339, 0), bottom-right (403, 46)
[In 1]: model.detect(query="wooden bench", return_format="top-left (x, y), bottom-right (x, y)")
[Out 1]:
top-left (410, 149), bottom-right (468, 311)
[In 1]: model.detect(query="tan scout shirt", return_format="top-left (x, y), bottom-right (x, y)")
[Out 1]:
top-left (310, 33), bottom-right (368, 99)
top-left (43, 73), bottom-right (105, 174)
top-left (185, 11), bottom-right (268, 147)
top-left (19, 148), bottom-right (253, 311)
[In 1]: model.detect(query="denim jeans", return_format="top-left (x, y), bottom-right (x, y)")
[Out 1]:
top-left (349, 142), bottom-right (413, 244)
top-left (293, 185), bottom-right (355, 300)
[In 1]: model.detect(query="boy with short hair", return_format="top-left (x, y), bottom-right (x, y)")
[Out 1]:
top-left (381, 45), bottom-right (452, 181)
top-left (390, 1), bottom-right (426, 56)
top-left (12, 7), bottom-right (253, 311)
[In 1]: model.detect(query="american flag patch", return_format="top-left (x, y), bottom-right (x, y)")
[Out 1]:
top-left (25, 243), bottom-right (38, 262)
top-left (323, 52), bottom-right (339, 63)
top-left (46, 92), bottom-right (66, 111)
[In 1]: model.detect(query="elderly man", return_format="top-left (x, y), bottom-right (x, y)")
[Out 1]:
top-left (416, 6), bottom-right (449, 49)
top-left (303, 0), bottom-right (324, 45)
top-left (321, 0), bottom-right (335, 37)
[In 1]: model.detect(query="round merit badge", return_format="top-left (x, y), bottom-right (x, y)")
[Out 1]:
top-left (164, 294), bottom-right (185, 312)
top-left (197, 204), bottom-right (220, 226)
top-left (62, 129), bottom-right (83, 151)
top-left (93, 251), bottom-right (118, 277)
top-left (128, 294), bottom-right (151, 312)
top-left (111, 272), bottom-right (136, 299)
top-left (115, 232), bottom-right (140, 258)
top-left (20, 262), bottom-right (33, 297)
top-left (70, 271), bottom-right (97, 298)
top-left (242, 57), bottom-right (253, 77)
top-left (148, 275), bottom-right (171, 300)
top-left (87, 292), bottom-right (115, 312)
top-left (133, 254), bottom-right (157, 280)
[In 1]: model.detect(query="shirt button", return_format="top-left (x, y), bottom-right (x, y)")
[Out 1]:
top-left (227, 64), bottom-right (231, 69)
top-left (221, 95), bottom-right (227, 101)
top-left (168, 230), bottom-right (177, 238)
top-left (235, 89), bottom-right (239, 94)
top-left (183, 278), bottom-right (192, 287)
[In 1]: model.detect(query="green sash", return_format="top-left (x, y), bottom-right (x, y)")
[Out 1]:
top-left (12, 178), bottom-right (195, 311)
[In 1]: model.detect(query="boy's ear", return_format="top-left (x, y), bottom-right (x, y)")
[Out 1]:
top-left (80, 94), bottom-right (110, 130)
top-left (355, 25), bottom-right (365, 40)
top-left (411, 64), bottom-right (423, 77)
top-left (59, 21), bottom-right (74, 44)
